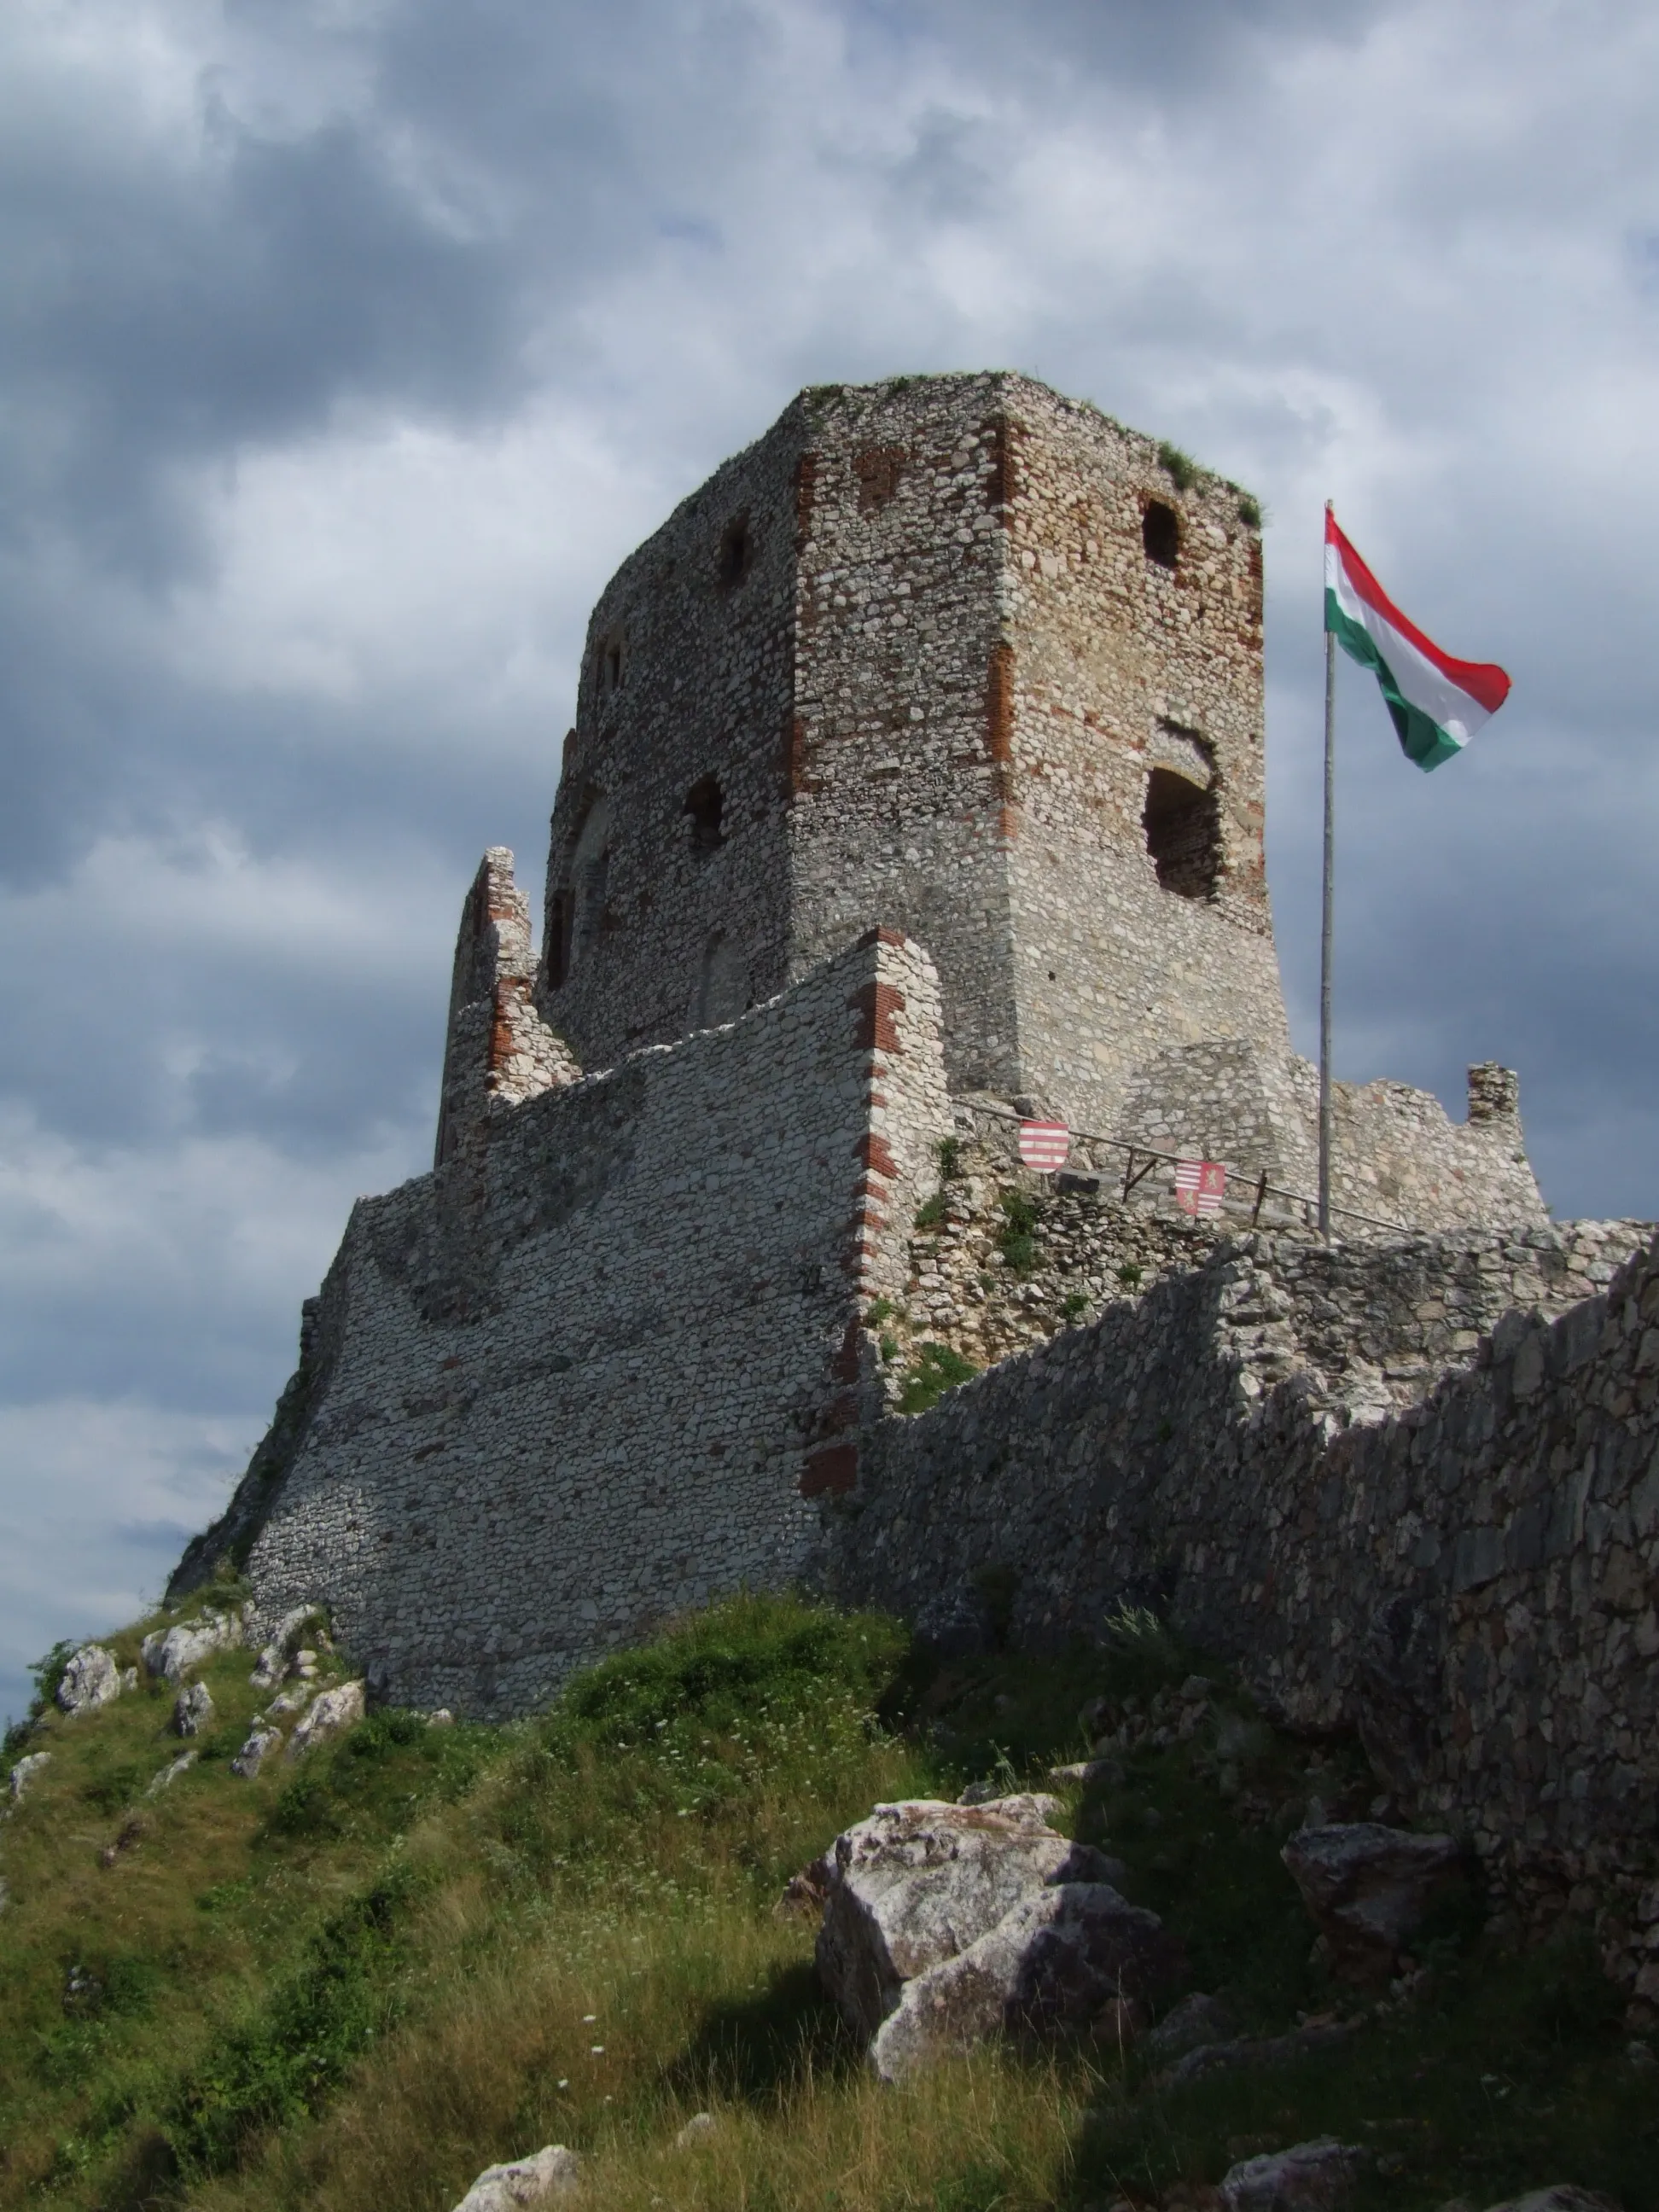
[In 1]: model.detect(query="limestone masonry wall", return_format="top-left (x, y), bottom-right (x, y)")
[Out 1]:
top-left (215, 932), bottom-right (949, 1714)
top-left (827, 1220), bottom-right (1659, 1975)
top-left (171, 371), bottom-right (1647, 1955)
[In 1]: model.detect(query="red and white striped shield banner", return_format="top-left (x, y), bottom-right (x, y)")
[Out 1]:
top-left (1174, 1159), bottom-right (1226, 1215)
top-left (1018, 1120), bottom-right (1070, 1173)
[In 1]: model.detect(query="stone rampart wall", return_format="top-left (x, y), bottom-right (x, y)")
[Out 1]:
top-left (210, 932), bottom-right (950, 1714)
top-left (828, 1220), bottom-right (1659, 1968)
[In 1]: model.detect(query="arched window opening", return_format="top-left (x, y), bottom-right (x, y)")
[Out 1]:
top-left (1142, 499), bottom-right (1180, 571)
top-left (719, 516), bottom-right (752, 588)
top-left (684, 775), bottom-right (724, 853)
top-left (1143, 767), bottom-right (1220, 899)
top-left (601, 636), bottom-right (624, 694)
top-left (546, 886), bottom-right (575, 989)
top-left (695, 933), bottom-right (752, 1028)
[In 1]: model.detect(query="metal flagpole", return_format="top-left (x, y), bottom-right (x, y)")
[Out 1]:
top-left (1318, 500), bottom-right (1336, 1241)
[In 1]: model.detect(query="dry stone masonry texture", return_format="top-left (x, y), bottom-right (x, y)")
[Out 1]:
top-left (171, 373), bottom-right (1653, 1960)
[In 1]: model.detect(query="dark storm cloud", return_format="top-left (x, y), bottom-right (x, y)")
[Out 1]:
top-left (3, 0), bottom-right (1658, 1726)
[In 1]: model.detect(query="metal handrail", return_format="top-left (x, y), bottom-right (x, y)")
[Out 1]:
top-left (963, 1099), bottom-right (1411, 1239)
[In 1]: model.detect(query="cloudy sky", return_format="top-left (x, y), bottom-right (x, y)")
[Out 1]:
top-left (3, 0), bottom-right (1656, 1725)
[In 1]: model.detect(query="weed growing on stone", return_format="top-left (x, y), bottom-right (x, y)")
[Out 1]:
top-left (997, 1190), bottom-right (1040, 1272)
top-left (1157, 441), bottom-right (1200, 492)
top-left (897, 1340), bottom-right (980, 1415)
top-left (915, 1191), bottom-right (949, 1231)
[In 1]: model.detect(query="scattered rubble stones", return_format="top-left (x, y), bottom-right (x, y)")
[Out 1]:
top-left (1280, 1824), bottom-right (1461, 1982)
top-left (1142, 1991), bottom-right (1239, 2063)
top-left (142, 1608), bottom-right (246, 1685)
top-left (56, 1644), bottom-right (123, 1716)
top-left (172, 1682), bottom-right (214, 1737)
top-left (285, 1679), bottom-right (365, 1760)
top-left (250, 1604), bottom-right (327, 1691)
top-left (1155, 2019), bottom-right (1358, 2091)
top-left (451, 2145), bottom-right (579, 2211)
top-left (230, 1726), bottom-right (282, 1780)
top-left (1220, 2139), bottom-right (1365, 2212)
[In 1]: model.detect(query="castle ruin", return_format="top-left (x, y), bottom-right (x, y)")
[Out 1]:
top-left (171, 375), bottom-right (1659, 1966)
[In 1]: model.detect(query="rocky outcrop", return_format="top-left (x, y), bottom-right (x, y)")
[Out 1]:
top-left (8, 1751), bottom-right (51, 1804)
top-left (141, 1608), bottom-right (247, 1685)
top-left (172, 1683), bottom-right (214, 1737)
top-left (1280, 1822), bottom-right (1460, 1980)
top-left (812, 1795), bottom-right (1180, 2078)
top-left (286, 1680), bottom-right (365, 1760)
top-left (55, 1644), bottom-right (124, 1716)
top-left (230, 1726), bottom-right (282, 1779)
top-left (451, 2145), bottom-right (579, 2210)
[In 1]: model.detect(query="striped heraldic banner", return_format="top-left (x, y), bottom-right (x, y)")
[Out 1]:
top-left (1018, 1121), bottom-right (1070, 1172)
top-left (1175, 1159), bottom-right (1226, 1216)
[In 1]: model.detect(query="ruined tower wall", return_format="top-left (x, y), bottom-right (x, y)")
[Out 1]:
top-left (996, 382), bottom-right (1290, 1135)
top-left (538, 410), bottom-right (805, 1068)
top-left (785, 375), bottom-right (1022, 1099)
top-left (236, 931), bottom-right (952, 1714)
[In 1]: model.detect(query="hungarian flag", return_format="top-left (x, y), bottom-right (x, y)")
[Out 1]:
top-left (1324, 508), bottom-right (1511, 771)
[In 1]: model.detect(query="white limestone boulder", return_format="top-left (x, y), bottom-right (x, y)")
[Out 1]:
top-left (870, 1878), bottom-right (1179, 2080)
top-left (1220, 2138), bottom-right (1365, 2211)
top-left (816, 1794), bottom-right (1077, 2035)
top-left (814, 1792), bottom-right (1180, 2076)
top-left (9, 1751), bottom-right (51, 1804)
top-left (1280, 1822), bottom-right (1460, 1979)
top-left (56, 1644), bottom-right (124, 1716)
top-left (141, 1608), bottom-right (246, 1685)
top-left (250, 1604), bottom-right (329, 1691)
top-left (147, 1750), bottom-right (197, 1796)
top-left (231, 1726), bottom-right (282, 1779)
top-left (172, 1682), bottom-right (215, 1737)
top-left (451, 2145), bottom-right (579, 2210)
top-left (286, 1679), bottom-right (366, 1761)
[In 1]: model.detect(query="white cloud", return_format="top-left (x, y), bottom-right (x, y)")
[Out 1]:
top-left (0, 1397), bottom-right (255, 1730)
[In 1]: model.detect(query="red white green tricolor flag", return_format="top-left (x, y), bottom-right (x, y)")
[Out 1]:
top-left (1324, 508), bottom-right (1511, 771)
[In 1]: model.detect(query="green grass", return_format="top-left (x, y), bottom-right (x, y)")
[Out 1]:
top-left (2, 1593), bottom-right (1654, 2212)
top-left (1156, 441), bottom-right (1200, 493)
top-left (897, 1341), bottom-right (980, 1415)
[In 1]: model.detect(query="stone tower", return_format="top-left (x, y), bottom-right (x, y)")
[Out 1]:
top-left (538, 372), bottom-right (1287, 1140)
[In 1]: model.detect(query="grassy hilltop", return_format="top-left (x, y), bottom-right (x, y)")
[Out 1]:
top-left (0, 1591), bottom-right (1654, 2212)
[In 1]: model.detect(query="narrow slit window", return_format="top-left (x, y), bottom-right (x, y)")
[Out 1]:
top-left (719, 518), bottom-right (752, 587)
top-left (684, 776), bottom-right (724, 853)
top-left (547, 887), bottom-right (574, 988)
